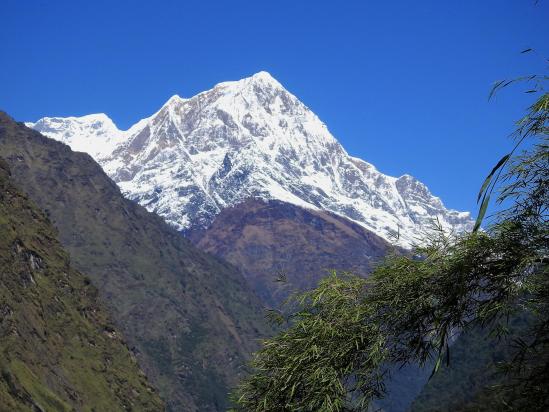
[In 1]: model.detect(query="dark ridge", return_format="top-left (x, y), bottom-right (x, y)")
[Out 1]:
top-left (0, 111), bottom-right (269, 411)
top-left (0, 156), bottom-right (163, 411)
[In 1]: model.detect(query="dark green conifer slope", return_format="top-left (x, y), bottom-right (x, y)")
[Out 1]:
top-left (0, 112), bottom-right (269, 411)
top-left (0, 158), bottom-right (163, 411)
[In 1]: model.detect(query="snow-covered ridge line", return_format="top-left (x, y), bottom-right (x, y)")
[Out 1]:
top-left (29, 71), bottom-right (473, 247)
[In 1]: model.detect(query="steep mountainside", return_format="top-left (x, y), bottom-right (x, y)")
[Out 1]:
top-left (0, 112), bottom-right (269, 412)
top-left (189, 199), bottom-right (429, 410)
top-left (189, 199), bottom-right (391, 306)
top-left (29, 72), bottom-right (472, 247)
top-left (0, 158), bottom-right (163, 411)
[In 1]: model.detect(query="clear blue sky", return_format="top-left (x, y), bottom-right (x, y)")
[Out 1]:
top-left (1, 0), bottom-right (547, 214)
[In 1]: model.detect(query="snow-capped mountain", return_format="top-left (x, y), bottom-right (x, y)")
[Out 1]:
top-left (27, 113), bottom-right (123, 158)
top-left (28, 71), bottom-right (472, 246)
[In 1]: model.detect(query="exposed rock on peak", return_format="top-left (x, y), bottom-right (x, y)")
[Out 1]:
top-left (28, 73), bottom-right (472, 246)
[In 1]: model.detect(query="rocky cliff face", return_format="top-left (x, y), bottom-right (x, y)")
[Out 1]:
top-left (0, 157), bottom-right (163, 411)
top-left (29, 71), bottom-right (472, 247)
top-left (1, 112), bottom-right (269, 412)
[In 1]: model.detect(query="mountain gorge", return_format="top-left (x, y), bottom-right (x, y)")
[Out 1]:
top-left (0, 112), bottom-right (270, 411)
top-left (29, 71), bottom-right (472, 249)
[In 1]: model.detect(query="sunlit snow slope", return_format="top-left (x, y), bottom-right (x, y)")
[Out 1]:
top-left (28, 71), bottom-right (472, 246)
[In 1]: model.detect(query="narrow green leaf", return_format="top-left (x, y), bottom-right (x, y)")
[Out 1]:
top-left (474, 194), bottom-right (491, 232)
top-left (429, 356), bottom-right (442, 380)
top-left (489, 80), bottom-right (506, 100)
top-left (477, 176), bottom-right (492, 204)
top-left (477, 153), bottom-right (511, 203)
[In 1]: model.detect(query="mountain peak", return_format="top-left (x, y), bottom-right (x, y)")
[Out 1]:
top-left (27, 113), bottom-right (119, 134)
top-left (249, 70), bottom-right (278, 82)
top-left (29, 112), bottom-right (122, 158)
top-left (162, 94), bottom-right (186, 107)
top-left (246, 70), bottom-right (283, 89)
top-left (29, 75), bottom-right (473, 246)
top-left (213, 71), bottom-right (283, 92)
top-left (74, 112), bottom-right (114, 122)
top-left (39, 112), bottom-right (114, 124)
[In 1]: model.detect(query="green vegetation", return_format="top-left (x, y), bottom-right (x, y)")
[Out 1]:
top-left (0, 112), bottom-right (270, 411)
top-left (0, 158), bottom-right (163, 411)
top-left (411, 312), bottom-right (534, 411)
top-left (232, 77), bottom-right (548, 410)
top-left (233, 273), bottom-right (387, 411)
